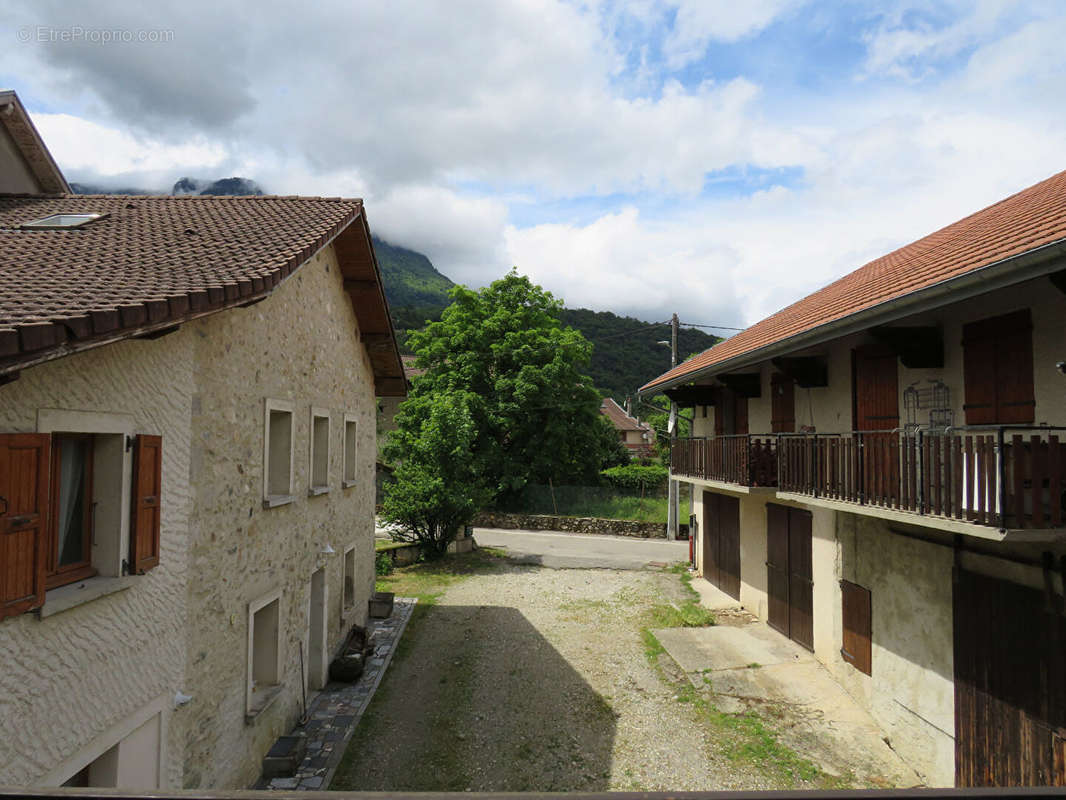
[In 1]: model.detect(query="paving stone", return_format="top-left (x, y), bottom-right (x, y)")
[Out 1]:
top-left (270, 778), bottom-right (298, 789)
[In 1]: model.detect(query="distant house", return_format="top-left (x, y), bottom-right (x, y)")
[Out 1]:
top-left (0, 91), bottom-right (405, 790)
top-left (642, 169), bottom-right (1066, 788)
top-left (599, 398), bottom-right (655, 458)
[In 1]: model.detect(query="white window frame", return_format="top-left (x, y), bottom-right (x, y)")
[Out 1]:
top-left (263, 398), bottom-right (295, 508)
top-left (308, 407), bottom-right (331, 496)
top-left (342, 413), bottom-right (359, 489)
top-left (246, 589), bottom-right (283, 718)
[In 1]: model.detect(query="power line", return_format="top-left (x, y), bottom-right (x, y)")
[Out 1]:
top-left (680, 322), bottom-right (746, 331)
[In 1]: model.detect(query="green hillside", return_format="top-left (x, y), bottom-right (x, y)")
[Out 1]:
top-left (371, 238), bottom-right (720, 399)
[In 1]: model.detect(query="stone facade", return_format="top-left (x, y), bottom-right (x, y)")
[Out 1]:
top-left (183, 245), bottom-right (377, 789)
top-left (0, 243), bottom-right (379, 789)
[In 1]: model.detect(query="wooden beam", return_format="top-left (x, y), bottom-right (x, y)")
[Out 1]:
top-left (771, 356), bottom-right (829, 388)
top-left (1049, 268), bottom-right (1066, 296)
top-left (375, 376), bottom-right (408, 397)
top-left (663, 384), bottom-right (719, 407)
top-left (344, 279), bottom-right (378, 291)
top-left (870, 326), bottom-right (944, 368)
top-left (717, 372), bottom-right (761, 398)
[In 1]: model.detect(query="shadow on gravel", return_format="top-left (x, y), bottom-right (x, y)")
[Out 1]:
top-left (332, 604), bottom-right (617, 792)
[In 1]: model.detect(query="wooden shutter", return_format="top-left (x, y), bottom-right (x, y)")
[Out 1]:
top-left (963, 310), bottom-right (1034, 425)
top-left (734, 395), bottom-right (749, 436)
top-left (130, 434), bottom-right (162, 573)
top-left (771, 373), bottom-right (795, 433)
top-left (841, 580), bottom-right (872, 675)
top-left (0, 434), bottom-right (50, 620)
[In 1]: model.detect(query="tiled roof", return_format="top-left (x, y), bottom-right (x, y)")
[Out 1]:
top-left (642, 168), bottom-right (1066, 392)
top-left (0, 193), bottom-right (406, 394)
top-left (600, 397), bottom-right (650, 432)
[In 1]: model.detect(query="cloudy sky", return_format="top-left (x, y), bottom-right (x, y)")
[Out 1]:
top-left (3, 1), bottom-right (1065, 329)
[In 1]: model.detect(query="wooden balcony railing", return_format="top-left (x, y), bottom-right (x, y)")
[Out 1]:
top-left (670, 435), bottom-right (778, 488)
top-left (674, 426), bottom-right (1066, 530)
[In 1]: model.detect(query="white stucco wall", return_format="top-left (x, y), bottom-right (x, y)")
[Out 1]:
top-left (0, 331), bottom-right (194, 789)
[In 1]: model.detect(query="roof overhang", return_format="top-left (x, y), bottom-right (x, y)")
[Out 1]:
top-left (0, 90), bottom-right (70, 194)
top-left (640, 237), bottom-right (1066, 395)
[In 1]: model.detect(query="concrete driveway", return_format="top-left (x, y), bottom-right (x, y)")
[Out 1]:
top-left (472, 527), bottom-right (689, 570)
top-left (654, 617), bottom-right (924, 786)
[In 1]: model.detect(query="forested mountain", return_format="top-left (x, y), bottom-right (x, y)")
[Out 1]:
top-left (370, 238), bottom-right (721, 399)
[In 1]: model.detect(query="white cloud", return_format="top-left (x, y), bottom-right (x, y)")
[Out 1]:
top-left (663, 0), bottom-right (798, 69)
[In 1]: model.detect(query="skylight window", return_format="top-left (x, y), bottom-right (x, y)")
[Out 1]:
top-left (20, 213), bottom-right (104, 230)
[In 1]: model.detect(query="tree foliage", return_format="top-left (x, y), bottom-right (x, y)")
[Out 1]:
top-left (383, 271), bottom-right (617, 550)
top-left (599, 463), bottom-right (669, 493)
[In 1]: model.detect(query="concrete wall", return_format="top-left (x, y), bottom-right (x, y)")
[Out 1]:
top-left (182, 244), bottom-right (378, 789)
top-left (827, 513), bottom-right (956, 785)
top-left (0, 331), bottom-right (194, 789)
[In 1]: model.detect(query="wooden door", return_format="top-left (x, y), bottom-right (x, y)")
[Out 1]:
top-left (787, 509), bottom-right (813, 650)
top-left (854, 345), bottom-right (900, 506)
top-left (766, 504), bottom-right (790, 636)
top-left (702, 492), bottom-right (740, 600)
top-left (766, 503), bottom-right (813, 650)
top-left (954, 569), bottom-right (1066, 787)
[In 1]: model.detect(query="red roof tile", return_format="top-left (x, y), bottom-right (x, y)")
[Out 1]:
top-left (600, 397), bottom-right (651, 433)
top-left (642, 168), bottom-right (1066, 392)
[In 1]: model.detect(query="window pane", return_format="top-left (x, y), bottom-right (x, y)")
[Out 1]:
top-left (57, 438), bottom-right (90, 566)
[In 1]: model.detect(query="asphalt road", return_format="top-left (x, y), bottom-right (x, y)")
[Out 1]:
top-left (472, 527), bottom-right (689, 570)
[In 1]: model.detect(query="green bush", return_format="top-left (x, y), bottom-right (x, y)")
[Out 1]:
top-left (600, 464), bottom-right (669, 493)
top-left (375, 550), bottom-right (394, 576)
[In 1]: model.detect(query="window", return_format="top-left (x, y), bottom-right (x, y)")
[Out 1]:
top-left (247, 592), bottom-right (281, 716)
top-left (21, 212), bottom-right (104, 230)
top-left (342, 544), bottom-right (356, 611)
top-left (841, 580), bottom-right (872, 675)
top-left (343, 413), bottom-right (358, 488)
top-left (962, 309), bottom-right (1035, 425)
top-left (308, 408), bottom-right (330, 495)
top-left (0, 424), bottom-right (162, 620)
top-left (263, 399), bottom-right (294, 507)
top-left (47, 434), bottom-right (96, 588)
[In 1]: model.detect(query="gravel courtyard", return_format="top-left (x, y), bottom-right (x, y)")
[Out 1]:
top-left (331, 556), bottom-right (851, 792)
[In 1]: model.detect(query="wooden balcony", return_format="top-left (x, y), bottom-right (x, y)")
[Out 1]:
top-left (674, 427), bottom-right (1066, 530)
top-left (670, 435), bottom-right (779, 488)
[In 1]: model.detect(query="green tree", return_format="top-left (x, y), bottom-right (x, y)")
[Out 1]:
top-left (381, 391), bottom-right (494, 555)
top-left (405, 270), bottom-right (606, 500)
top-left (640, 394), bottom-right (691, 467)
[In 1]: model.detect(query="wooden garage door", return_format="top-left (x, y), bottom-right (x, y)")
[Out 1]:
top-left (702, 492), bottom-right (740, 600)
top-left (954, 569), bottom-right (1066, 787)
top-left (766, 503), bottom-right (813, 650)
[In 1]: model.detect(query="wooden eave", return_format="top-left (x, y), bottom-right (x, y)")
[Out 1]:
top-left (333, 213), bottom-right (407, 397)
top-left (0, 91), bottom-right (70, 194)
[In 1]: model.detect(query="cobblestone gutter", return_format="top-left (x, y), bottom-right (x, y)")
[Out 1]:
top-left (256, 598), bottom-right (417, 791)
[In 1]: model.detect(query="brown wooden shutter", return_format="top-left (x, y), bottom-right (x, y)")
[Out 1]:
top-left (734, 395), bottom-right (749, 435)
top-left (0, 434), bottom-right (50, 620)
top-left (130, 434), bottom-right (162, 573)
top-left (771, 373), bottom-right (795, 433)
top-left (713, 388), bottom-right (724, 437)
top-left (841, 579), bottom-right (872, 675)
top-left (963, 310), bottom-right (1034, 425)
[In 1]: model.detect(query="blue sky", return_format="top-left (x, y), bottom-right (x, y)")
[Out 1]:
top-left (2, 1), bottom-right (1065, 327)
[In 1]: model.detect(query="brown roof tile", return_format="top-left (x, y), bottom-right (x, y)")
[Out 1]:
top-left (600, 397), bottom-right (651, 433)
top-left (0, 193), bottom-right (405, 394)
top-left (642, 168), bottom-right (1066, 392)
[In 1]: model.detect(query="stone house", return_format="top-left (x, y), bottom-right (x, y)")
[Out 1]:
top-left (599, 397), bottom-right (655, 459)
top-left (642, 169), bottom-right (1066, 787)
top-left (0, 91), bottom-right (405, 789)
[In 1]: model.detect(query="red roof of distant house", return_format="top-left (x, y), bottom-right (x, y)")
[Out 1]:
top-left (0, 193), bottom-right (407, 395)
top-left (642, 169), bottom-right (1066, 392)
top-left (600, 397), bottom-right (652, 433)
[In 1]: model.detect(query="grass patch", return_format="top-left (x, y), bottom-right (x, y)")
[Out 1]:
top-left (373, 547), bottom-right (509, 604)
top-left (645, 563), bottom-right (715, 628)
top-left (374, 539), bottom-right (416, 552)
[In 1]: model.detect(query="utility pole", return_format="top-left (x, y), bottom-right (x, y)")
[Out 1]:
top-left (667, 313), bottom-right (679, 541)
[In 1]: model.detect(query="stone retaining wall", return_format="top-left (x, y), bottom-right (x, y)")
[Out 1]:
top-left (471, 512), bottom-right (689, 539)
